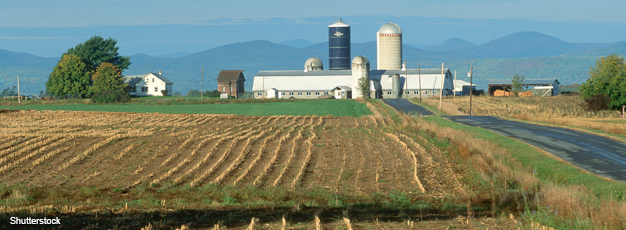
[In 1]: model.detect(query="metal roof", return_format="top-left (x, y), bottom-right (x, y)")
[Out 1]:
top-left (329, 19), bottom-right (349, 27)
top-left (488, 79), bottom-right (559, 86)
top-left (378, 22), bottom-right (401, 34)
top-left (217, 70), bottom-right (245, 82)
top-left (256, 70), bottom-right (351, 77)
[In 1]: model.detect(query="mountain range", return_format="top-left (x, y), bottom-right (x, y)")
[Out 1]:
top-left (1, 31), bottom-right (625, 95)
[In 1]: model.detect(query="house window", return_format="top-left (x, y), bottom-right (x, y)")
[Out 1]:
top-left (323, 92), bottom-right (328, 95)
top-left (257, 92), bottom-right (262, 96)
top-left (405, 91), bottom-right (410, 94)
top-left (222, 86), bottom-right (225, 92)
top-left (155, 87), bottom-right (159, 92)
top-left (423, 91), bottom-right (428, 95)
top-left (386, 91), bottom-right (391, 95)
top-left (141, 87), bottom-right (148, 92)
top-left (281, 92), bottom-right (285, 96)
top-left (152, 78), bottom-right (154, 82)
top-left (289, 92), bottom-right (294, 96)
top-left (413, 91), bottom-right (418, 95)
top-left (306, 92), bottom-right (311, 96)
top-left (298, 92), bottom-right (302, 95)
top-left (315, 92), bottom-right (320, 96)
top-left (231, 86), bottom-right (233, 92)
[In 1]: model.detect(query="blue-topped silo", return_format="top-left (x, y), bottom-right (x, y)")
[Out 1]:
top-left (328, 19), bottom-right (350, 70)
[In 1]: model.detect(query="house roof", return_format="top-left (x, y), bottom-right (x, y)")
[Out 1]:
top-left (488, 79), bottom-right (559, 86)
top-left (123, 75), bottom-right (145, 85)
top-left (217, 70), bottom-right (244, 82)
top-left (149, 72), bottom-right (174, 84)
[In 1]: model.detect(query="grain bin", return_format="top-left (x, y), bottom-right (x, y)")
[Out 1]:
top-left (392, 73), bottom-right (401, 98)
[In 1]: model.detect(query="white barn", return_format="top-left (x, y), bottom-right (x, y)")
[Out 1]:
top-left (124, 70), bottom-right (174, 96)
top-left (251, 59), bottom-right (454, 99)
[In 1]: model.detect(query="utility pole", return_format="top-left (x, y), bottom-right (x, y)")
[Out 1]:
top-left (439, 62), bottom-right (444, 110)
top-left (418, 64), bottom-right (422, 103)
top-left (469, 65), bottom-right (473, 116)
top-left (17, 75), bottom-right (21, 104)
top-left (201, 67), bottom-right (204, 99)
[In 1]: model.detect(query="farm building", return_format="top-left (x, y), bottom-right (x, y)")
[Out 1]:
top-left (124, 70), bottom-right (173, 96)
top-left (488, 79), bottom-right (560, 96)
top-left (453, 79), bottom-right (475, 96)
top-left (251, 57), bottom-right (454, 99)
top-left (217, 70), bottom-right (245, 98)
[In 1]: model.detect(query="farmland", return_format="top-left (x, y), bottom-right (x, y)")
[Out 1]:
top-left (0, 108), bottom-right (492, 229)
top-left (428, 96), bottom-right (626, 137)
top-left (0, 99), bottom-right (372, 117)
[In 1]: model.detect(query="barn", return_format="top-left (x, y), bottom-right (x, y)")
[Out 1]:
top-left (488, 79), bottom-right (560, 96)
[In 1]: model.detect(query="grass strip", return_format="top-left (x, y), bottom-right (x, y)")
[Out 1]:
top-left (0, 100), bottom-right (372, 117)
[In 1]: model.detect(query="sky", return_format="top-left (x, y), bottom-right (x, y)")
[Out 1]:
top-left (2, 0), bottom-right (626, 57)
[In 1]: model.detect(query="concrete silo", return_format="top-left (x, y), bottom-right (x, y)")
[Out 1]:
top-left (376, 22), bottom-right (402, 70)
top-left (329, 19), bottom-right (351, 70)
top-left (351, 55), bottom-right (370, 99)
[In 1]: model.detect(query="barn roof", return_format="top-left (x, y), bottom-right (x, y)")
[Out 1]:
top-left (217, 70), bottom-right (244, 82)
top-left (488, 79), bottom-right (559, 86)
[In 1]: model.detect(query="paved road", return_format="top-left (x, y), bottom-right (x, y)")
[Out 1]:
top-left (444, 116), bottom-right (626, 182)
top-left (382, 99), bottom-right (434, 116)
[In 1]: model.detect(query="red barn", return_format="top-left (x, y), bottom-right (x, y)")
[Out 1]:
top-left (216, 70), bottom-right (245, 98)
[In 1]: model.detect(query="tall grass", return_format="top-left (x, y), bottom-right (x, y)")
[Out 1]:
top-left (408, 109), bottom-right (626, 229)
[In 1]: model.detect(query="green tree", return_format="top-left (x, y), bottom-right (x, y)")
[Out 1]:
top-left (580, 54), bottom-right (626, 110)
top-left (511, 74), bottom-right (526, 94)
top-left (46, 54), bottom-right (92, 98)
top-left (186, 89), bottom-right (201, 97)
top-left (91, 62), bottom-right (127, 93)
top-left (66, 35), bottom-right (131, 71)
top-left (173, 91), bottom-right (182, 97)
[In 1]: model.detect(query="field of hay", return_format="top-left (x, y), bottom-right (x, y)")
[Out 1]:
top-left (440, 96), bottom-right (626, 136)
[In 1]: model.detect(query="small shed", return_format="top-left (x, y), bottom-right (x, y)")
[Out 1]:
top-left (217, 70), bottom-right (245, 98)
top-left (331, 86), bottom-right (352, 99)
top-left (487, 79), bottom-right (560, 96)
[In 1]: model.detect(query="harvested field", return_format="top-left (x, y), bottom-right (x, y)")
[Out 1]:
top-left (0, 110), bottom-right (463, 197)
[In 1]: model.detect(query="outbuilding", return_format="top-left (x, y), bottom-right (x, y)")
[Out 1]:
top-left (488, 79), bottom-right (560, 96)
top-left (217, 70), bottom-right (245, 98)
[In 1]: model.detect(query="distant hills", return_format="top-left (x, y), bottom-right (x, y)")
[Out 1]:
top-left (1, 31), bottom-right (626, 95)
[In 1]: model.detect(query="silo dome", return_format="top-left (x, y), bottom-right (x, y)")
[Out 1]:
top-left (304, 57), bottom-right (323, 71)
top-left (352, 55), bottom-right (369, 65)
top-left (378, 22), bottom-right (402, 34)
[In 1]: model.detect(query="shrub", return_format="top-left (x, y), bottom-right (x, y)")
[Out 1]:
top-left (160, 89), bottom-right (169, 96)
top-left (207, 90), bottom-right (221, 97)
top-left (90, 90), bottom-right (130, 103)
top-left (579, 92), bottom-right (611, 113)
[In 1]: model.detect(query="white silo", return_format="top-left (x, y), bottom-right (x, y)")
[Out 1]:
top-left (351, 55), bottom-right (370, 99)
top-left (376, 22), bottom-right (402, 70)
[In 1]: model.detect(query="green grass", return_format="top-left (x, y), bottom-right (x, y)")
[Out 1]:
top-left (0, 100), bottom-right (372, 117)
top-left (423, 115), bottom-right (626, 201)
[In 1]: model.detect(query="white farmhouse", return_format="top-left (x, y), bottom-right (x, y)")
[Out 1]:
top-left (124, 70), bottom-right (174, 96)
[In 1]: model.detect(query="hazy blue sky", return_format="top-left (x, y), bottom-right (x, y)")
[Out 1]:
top-left (2, 0), bottom-right (626, 56)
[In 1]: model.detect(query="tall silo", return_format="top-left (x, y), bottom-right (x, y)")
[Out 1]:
top-left (329, 19), bottom-right (350, 70)
top-left (376, 22), bottom-right (402, 70)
